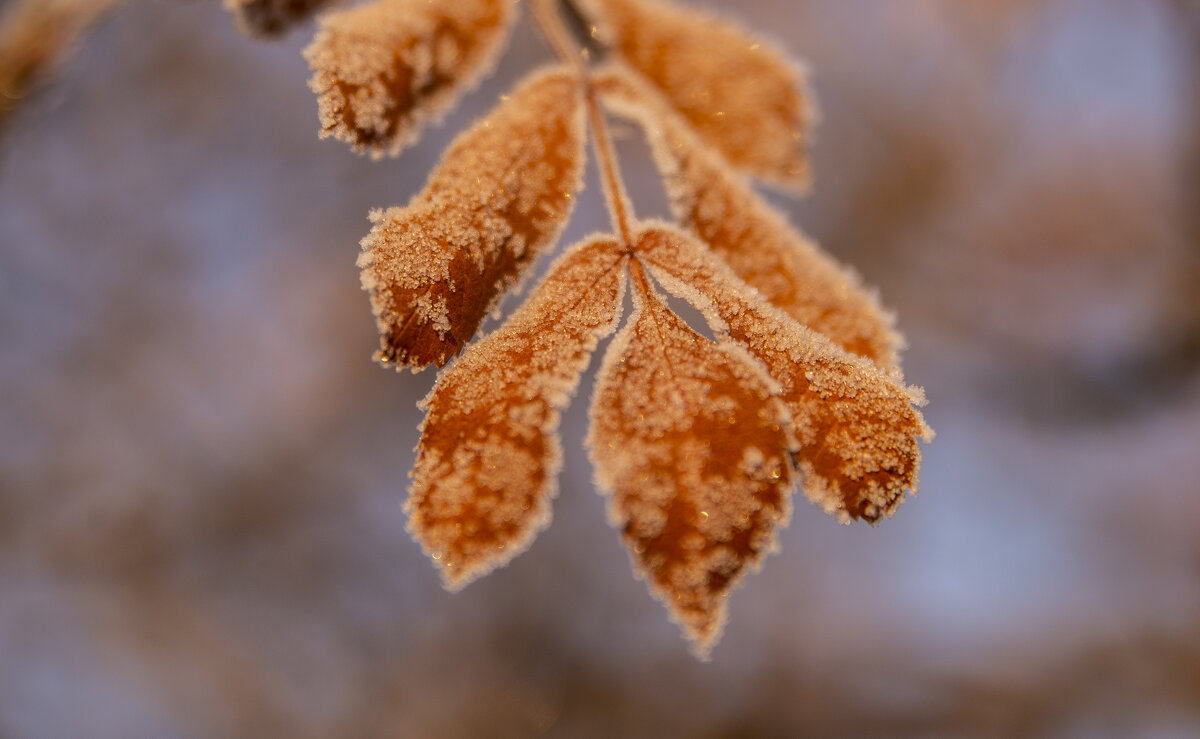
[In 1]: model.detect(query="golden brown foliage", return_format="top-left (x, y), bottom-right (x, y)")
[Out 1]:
top-left (636, 226), bottom-right (932, 523)
top-left (409, 238), bottom-right (627, 589)
top-left (588, 263), bottom-right (796, 656)
top-left (358, 67), bottom-right (586, 370)
top-left (304, 0), bottom-right (516, 158)
top-left (578, 0), bottom-right (816, 190)
top-left (225, 0), bottom-right (931, 656)
top-left (596, 66), bottom-right (902, 370)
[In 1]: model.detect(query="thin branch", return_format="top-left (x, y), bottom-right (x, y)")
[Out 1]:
top-left (529, 0), bottom-right (635, 247)
top-left (528, 0), bottom-right (588, 77)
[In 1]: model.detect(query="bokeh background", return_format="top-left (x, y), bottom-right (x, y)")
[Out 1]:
top-left (2, 0), bottom-right (1199, 736)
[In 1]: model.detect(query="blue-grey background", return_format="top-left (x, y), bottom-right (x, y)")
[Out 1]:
top-left (2, 0), bottom-right (1198, 736)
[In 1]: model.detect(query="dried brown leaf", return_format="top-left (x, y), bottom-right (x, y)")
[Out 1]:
top-left (226, 0), bottom-right (339, 38)
top-left (595, 67), bottom-right (902, 370)
top-left (580, 0), bottom-right (815, 189)
top-left (358, 66), bottom-right (587, 371)
top-left (636, 226), bottom-right (932, 524)
top-left (304, 0), bottom-right (516, 158)
top-left (587, 264), bottom-right (796, 657)
top-left (409, 237), bottom-right (628, 589)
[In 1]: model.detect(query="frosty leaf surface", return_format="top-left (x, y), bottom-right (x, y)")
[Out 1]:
top-left (596, 67), bottom-right (901, 370)
top-left (637, 227), bottom-right (932, 523)
top-left (581, 0), bottom-right (815, 189)
top-left (587, 264), bottom-right (796, 657)
top-left (358, 66), bottom-right (587, 371)
top-left (305, 0), bottom-right (516, 158)
top-left (409, 238), bottom-right (627, 590)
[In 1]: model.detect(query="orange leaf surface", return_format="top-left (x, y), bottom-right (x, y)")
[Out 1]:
top-left (580, 0), bottom-right (816, 189)
top-left (587, 263), bottom-right (796, 657)
top-left (358, 66), bottom-right (587, 371)
top-left (595, 67), bottom-right (902, 370)
top-left (305, 0), bottom-right (516, 158)
top-left (636, 226), bottom-right (932, 524)
top-left (409, 237), bottom-right (628, 589)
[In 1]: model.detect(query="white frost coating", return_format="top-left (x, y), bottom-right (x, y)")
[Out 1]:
top-left (408, 237), bottom-right (628, 590)
top-left (635, 224), bottom-right (933, 525)
top-left (305, 0), bottom-right (520, 159)
top-left (358, 66), bottom-right (589, 371)
top-left (587, 262), bottom-right (797, 659)
top-left (595, 66), bottom-right (904, 371)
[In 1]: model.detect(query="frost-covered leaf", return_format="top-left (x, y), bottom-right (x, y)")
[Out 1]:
top-left (596, 67), bottom-right (901, 369)
top-left (587, 264), bottom-right (796, 658)
top-left (637, 226), bottom-right (932, 524)
top-left (359, 67), bottom-right (587, 371)
top-left (409, 238), bottom-right (627, 589)
top-left (305, 0), bottom-right (517, 158)
top-left (580, 0), bottom-right (815, 189)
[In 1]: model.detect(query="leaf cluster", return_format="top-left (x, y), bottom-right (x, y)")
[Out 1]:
top-left (228, 0), bottom-right (933, 658)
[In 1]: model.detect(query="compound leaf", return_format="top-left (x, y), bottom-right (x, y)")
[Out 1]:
top-left (588, 264), bottom-right (796, 657)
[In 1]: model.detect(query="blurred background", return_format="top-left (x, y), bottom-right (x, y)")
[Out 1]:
top-left (1, 0), bottom-right (1198, 736)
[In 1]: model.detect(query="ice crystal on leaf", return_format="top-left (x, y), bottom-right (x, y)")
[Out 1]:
top-left (636, 226), bottom-right (933, 524)
top-left (304, 0), bottom-right (516, 158)
top-left (358, 67), bottom-right (586, 370)
top-left (410, 237), bottom-right (627, 589)
top-left (227, 0), bottom-right (341, 38)
top-left (225, 0), bottom-right (934, 658)
top-left (577, 0), bottom-right (817, 190)
top-left (588, 262), bottom-right (797, 657)
top-left (594, 66), bottom-right (902, 370)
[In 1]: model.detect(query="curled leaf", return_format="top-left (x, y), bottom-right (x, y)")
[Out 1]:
top-left (226, 0), bottom-right (340, 38)
top-left (409, 238), bottom-right (628, 590)
top-left (636, 226), bottom-right (932, 523)
top-left (587, 264), bottom-right (796, 658)
top-left (580, 0), bottom-right (815, 189)
top-left (596, 67), bottom-right (901, 370)
top-left (305, 0), bottom-right (517, 158)
top-left (359, 67), bottom-right (587, 371)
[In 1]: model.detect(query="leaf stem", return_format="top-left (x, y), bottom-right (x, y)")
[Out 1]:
top-left (528, 0), bottom-right (587, 77)
top-left (530, 0), bottom-right (635, 248)
top-left (628, 255), bottom-right (652, 298)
